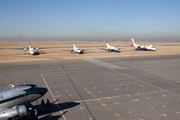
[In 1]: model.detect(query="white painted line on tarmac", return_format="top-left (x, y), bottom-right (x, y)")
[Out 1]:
top-left (41, 74), bottom-right (67, 120)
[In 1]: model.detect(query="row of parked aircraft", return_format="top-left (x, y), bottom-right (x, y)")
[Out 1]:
top-left (3, 38), bottom-right (156, 55)
top-left (71, 38), bottom-right (156, 54)
top-left (65, 38), bottom-right (156, 54)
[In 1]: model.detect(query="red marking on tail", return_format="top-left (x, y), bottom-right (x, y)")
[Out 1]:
top-left (132, 39), bottom-right (135, 46)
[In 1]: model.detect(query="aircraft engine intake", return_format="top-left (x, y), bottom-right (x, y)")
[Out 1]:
top-left (36, 48), bottom-right (39, 51)
top-left (0, 105), bottom-right (28, 119)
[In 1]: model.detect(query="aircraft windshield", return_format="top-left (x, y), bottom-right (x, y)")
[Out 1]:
top-left (0, 95), bottom-right (4, 100)
top-left (32, 85), bottom-right (37, 88)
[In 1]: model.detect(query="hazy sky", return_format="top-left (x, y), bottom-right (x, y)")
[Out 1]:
top-left (0, 0), bottom-right (180, 42)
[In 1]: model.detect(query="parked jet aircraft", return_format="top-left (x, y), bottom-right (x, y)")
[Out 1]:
top-left (23, 41), bottom-right (40, 55)
top-left (2, 41), bottom-right (56, 55)
top-left (0, 84), bottom-right (47, 120)
top-left (100, 41), bottom-right (121, 52)
top-left (72, 43), bottom-right (85, 54)
top-left (63, 43), bottom-right (91, 54)
top-left (131, 38), bottom-right (156, 51)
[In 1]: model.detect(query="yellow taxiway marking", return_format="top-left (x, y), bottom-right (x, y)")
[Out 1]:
top-left (96, 89), bottom-right (161, 98)
top-left (59, 67), bottom-right (124, 120)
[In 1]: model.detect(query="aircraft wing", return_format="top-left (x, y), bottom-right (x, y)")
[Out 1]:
top-left (0, 48), bottom-right (26, 50)
top-left (33, 47), bottom-right (62, 49)
top-left (119, 47), bottom-right (129, 49)
top-left (61, 49), bottom-right (71, 51)
top-left (83, 49), bottom-right (92, 51)
top-left (0, 47), bottom-right (62, 50)
top-left (98, 48), bottom-right (107, 50)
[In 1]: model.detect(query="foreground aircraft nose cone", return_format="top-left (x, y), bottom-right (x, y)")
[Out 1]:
top-left (36, 87), bottom-right (48, 96)
top-left (41, 88), bottom-right (48, 96)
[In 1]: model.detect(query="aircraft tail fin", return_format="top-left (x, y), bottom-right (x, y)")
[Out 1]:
top-left (29, 41), bottom-right (31, 48)
top-left (131, 38), bottom-right (135, 47)
top-left (73, 43), bottom-right (76, 48)
top-left (131, 38), bottom-right (138, 47)
top-left (106, 41), bottom-right (109, 47)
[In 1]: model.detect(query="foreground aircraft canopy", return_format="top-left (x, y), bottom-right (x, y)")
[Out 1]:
top-left (131, 38), bottom-right (156, 51)
top-left (0, 84), bottom-right (47, 120)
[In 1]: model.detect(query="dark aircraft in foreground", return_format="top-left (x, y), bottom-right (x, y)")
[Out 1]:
top-left (0, 84), bottom-right (47, 120)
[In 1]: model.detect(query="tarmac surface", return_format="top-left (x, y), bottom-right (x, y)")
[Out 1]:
top-left (0, 54), bottom-right (180, 120)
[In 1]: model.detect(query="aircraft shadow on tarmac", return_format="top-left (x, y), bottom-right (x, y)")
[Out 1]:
top-left (106, 50), bottom-right (121, 53)
top-left (23, 52), bottom-right (45, 55)
top-left (25, 101), bottom-right (80, 120)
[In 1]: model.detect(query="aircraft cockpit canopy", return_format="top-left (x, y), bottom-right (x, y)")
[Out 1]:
top-left (23, 84), bottom-right (37, 88)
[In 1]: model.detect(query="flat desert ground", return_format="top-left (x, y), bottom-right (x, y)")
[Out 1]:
top-left (0, 41), bottom-right (180, 63)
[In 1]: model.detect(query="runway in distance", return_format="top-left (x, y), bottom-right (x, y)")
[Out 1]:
top-left (0, 84), bottom-right (47, 120)
top-left (131, 38), bottom-right (156, 51)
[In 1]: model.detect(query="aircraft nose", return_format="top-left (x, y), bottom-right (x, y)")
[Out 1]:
top-left (42, 87), bottom-right (48, 95)
top-left (38, 87), bottom-right (48, 96)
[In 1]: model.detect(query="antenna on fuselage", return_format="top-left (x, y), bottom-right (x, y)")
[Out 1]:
top-left (9, 84), bottom-right (14, 88)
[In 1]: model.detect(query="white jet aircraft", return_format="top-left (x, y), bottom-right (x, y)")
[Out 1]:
top-left (100, 41), bottom-right (121, 52)
top-left (1, 41), bottom-right (60, 55)
top-left (23, 41), bottom-right (40, 55)
top-left (62, 43), bottom-right (91, 54)
top-left (131, 38), bottom-right (156, 51)
top-left (65, 43), bottom-right (90, 54)
top-left (1, 41), bottom-right (41, 55)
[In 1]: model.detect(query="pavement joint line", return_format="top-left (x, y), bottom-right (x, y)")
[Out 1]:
top-left (117, 71), bottom-right (180, 97)
top-left (127, 63), bottom-right (180, 69)
top-left (74, 89), bottom-right (161, 103)
top-left (59, 67), bottom-right (124, 120)
top-left (41, 74), bottom-right (67, 120)
top-left (127, 68), bottom-right (180, 87)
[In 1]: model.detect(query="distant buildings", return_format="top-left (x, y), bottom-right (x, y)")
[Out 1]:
top-left (0, 40), bottom-right (10, 43)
